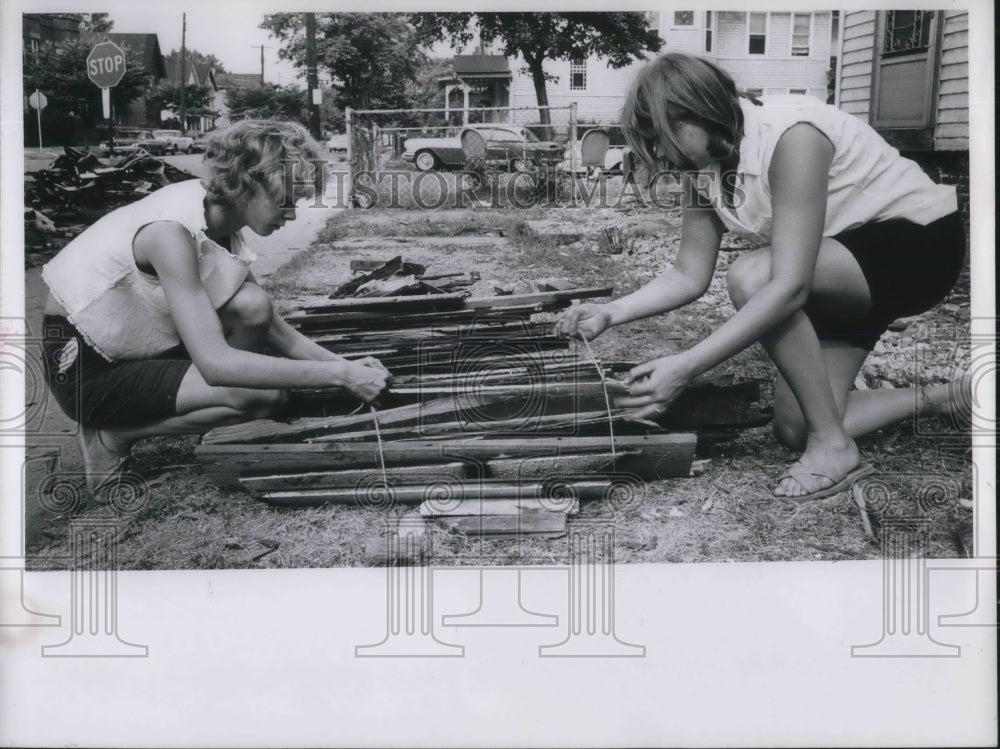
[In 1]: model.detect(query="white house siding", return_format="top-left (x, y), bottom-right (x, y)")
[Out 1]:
top-left (504, 10), bottom-right (836, 128)
top-left (838, 10), bottom-right (877, 120)
top-left (708, 11), bottom-right (832, 100)
top-left (936, 10), bottom-right (969, 150)
top-left (508, 55), bottom-right (650, 127)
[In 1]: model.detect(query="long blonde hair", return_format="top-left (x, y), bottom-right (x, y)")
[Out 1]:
top-left (621, 53), bottom-right (748, 173)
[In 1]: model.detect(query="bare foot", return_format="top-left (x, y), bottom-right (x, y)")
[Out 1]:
top-left (77, 426), bottom-right (131, 495)
top-left (774, 435), bottom-right (863, 499)
top-left (922, 373), bottom-right (973, 424)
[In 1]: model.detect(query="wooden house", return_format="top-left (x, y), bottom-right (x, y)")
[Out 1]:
top-left (836, 9), bottom-right (969, 208)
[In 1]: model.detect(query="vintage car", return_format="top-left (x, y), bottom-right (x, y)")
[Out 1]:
top-left (152, 129), bottom-right (196, 154)
top-left (98, 129), bottom-right (171, 157)
top-left (401, 123), bottom-right (564, 172)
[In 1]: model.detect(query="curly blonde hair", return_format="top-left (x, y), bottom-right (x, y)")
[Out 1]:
top-left (202, 119), bottom-right (326, 208)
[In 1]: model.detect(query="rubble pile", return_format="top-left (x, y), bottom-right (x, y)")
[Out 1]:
top-left (24, 147), bottom-right (198, 266)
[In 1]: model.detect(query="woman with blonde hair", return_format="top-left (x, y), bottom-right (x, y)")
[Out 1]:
top-left (557, 54), bottom-right (968, 500)
top-left (42, 119), bottom-right (390, 495)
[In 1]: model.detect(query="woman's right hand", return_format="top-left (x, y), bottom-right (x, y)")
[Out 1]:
top-left (553, 303), bottom-right (613, 341)
top-left (341, 359), bottom-right (392, 403)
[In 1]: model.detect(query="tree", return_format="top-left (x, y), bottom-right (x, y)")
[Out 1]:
top-left (224, 84), bottom-right (308, 123)
top-left (260, 13), bottom-right (425, 111)
top-left (146, 81), bottom-right (214, 121)
top-left (24, 38), bottom-right (150, 144)
top-left (411, 12), bottom-right (663, 125)
top-left (164, 49), bottom-right (228, 76)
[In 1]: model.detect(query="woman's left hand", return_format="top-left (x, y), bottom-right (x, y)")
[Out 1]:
top-left (614, 354), bottom-right (695, 419)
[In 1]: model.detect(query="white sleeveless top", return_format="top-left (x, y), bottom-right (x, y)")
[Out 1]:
top-left (697, 96), bottom-right (958, 243)
top-left (42, 180), bottom-right (256, 361)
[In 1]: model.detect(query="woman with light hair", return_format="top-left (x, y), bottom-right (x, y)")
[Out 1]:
top-left (42, 119), bottom-right (390, 496)
top-left (557, 54), bottom-right (969, 501)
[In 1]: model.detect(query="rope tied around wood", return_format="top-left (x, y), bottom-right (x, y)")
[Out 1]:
top-left (579, 332), bottom-right (616, 469)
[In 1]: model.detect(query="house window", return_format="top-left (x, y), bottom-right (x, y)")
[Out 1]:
top-left (748, 13), bottom-right (767, 55)
top-left (704, 11), bottom-right (713, 53)
top-left (791, 13), bottom-right (812, 56)
top-left (570, 58), bottom-right (587, 91)
top-left (789, 88), bottom-right (808, 95)
top-left (745, 88), bottom-right (764, 98)
top-left (831, 10), bottom-right (840, 44)
top-left (645, 11), bottom-right (660, 31)
top-left (883, 10), bottom-right (934, 56)
top-left (673, 11), bottom-right (694, 27)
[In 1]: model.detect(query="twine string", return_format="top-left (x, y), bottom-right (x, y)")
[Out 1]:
top-left (579, 332), bottom-right (617, 469)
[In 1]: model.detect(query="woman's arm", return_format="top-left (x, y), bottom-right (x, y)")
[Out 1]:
top-left (555, 175), bottom-right (724, 339)
top-left (134, 222), bottom-right (388, 398)
top-left (680, 123), bottom-right (834, 376)
top-left (617, 124), bottom-right (834, 415)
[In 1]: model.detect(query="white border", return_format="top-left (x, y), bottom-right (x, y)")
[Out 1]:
top-left (2, 1), bottom-right (996, 747)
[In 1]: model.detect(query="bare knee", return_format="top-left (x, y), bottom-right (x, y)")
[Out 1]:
top-left (229, 387), bottom-right (289, 419)
top-left (221, 282), bottom-right (274, 332)
top-left (727, 250), bottom-right (772, 310)
top-left (772, 413), bottom-right (807, 450)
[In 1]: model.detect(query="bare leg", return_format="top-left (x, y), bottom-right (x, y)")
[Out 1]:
top-left (773, 347), bottom-right (971, 449)
top-left (730, 238), bottom-right (968, 497)
top-left (78, 282), bottom-right (285, 491)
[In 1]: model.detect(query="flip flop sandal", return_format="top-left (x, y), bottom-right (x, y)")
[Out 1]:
top-left (774, 463), bottom-right (876, 502)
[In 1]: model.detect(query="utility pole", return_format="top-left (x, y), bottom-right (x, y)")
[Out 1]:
top-left (304, 12), bottom-right (322, 141)
top-left (179, 12), bottom-right (187, 134)
top-left (250, 45), bottom-right (271, 85)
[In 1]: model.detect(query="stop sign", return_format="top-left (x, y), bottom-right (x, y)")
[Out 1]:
top-left (87, 41), bottom-right (127, 88)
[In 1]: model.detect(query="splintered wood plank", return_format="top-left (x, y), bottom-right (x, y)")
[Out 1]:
top-left (297, 291), bottom-right (468, 315)
top-left (288, 301), bottom-right (567, 330)
top-left (461, 286), bottom-right (613, 309)
top-left (195, 434), bottom-right (696, 487)
top-left (438, 510), bottom-right (568, 538)
top-left (419, 497), bottom-right (580, 517)
top-left (240, 462), bottom-right (474, 494)
top-left (257, 479), bottom-right (613, 507)
top-left (238, 452), bottom-right (627, 494)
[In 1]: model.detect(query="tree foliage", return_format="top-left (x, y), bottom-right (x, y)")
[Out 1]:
top-left (260, 13), bottom-right (425, 111)
top-left (146, 81), bottom-right (214, 117)
top-left (224, 84), bottom-right (308, 122)
top-left (411, 12), bottom-right (663, 124)
top-left (164, 49), bottom-right (228, 76)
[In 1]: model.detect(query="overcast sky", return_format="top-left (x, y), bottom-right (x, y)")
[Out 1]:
top-left (99, 1), bottom-right (462, 87)
top-left (104, 3), bottom-right (302, 85)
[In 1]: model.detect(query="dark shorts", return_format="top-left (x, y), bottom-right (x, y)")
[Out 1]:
top-left (810, 211), bottom-right (966, 350)
top-left (42, 315), bottom-right (193, 428)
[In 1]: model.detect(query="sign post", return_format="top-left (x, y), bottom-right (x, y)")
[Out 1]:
top-left (28, 90), bottom-right (47, 156)
top-left (86, 41), bottom-right (127, 155)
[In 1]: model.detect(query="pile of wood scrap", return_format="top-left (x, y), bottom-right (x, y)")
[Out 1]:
top-left (25, 147), bottom-right (197, 265)
top-left (195, 260), bottom-right (771, 541)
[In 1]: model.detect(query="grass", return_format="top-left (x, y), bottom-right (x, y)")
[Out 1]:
top-left (26, 203), bottom-right (974, 569)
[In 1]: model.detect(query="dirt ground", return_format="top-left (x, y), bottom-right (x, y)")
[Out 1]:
top-left (25, 182), bottom-right (974, 569)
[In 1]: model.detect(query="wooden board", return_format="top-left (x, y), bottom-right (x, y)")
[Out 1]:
top-left (195, 434), bottom-right (696, 487)
top-left (438, 510), bottom-right (568, 538)
top-left (239, 452), bottom-right (626, 494)
top-left (419, 497), bottom-right (580, 517)
top-left (297, 291), bottom-right (468, 315)
top-left (257, 478), bottom-right (613, 507)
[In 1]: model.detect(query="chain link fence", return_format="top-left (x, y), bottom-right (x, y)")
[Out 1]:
top-left (343, 104), bottom-right (582, 208)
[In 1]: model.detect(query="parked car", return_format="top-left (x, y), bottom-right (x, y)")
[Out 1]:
top-left (327, 133), bottom-right (349, 153)
top-left (401, 124), bottom-right (563, 172)
top-left (98, 129), bottom-right (170, 157)
top-left (152, 129), bottom-right (195, 154)
top-left (189, 132), bottom-right (212, 154)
